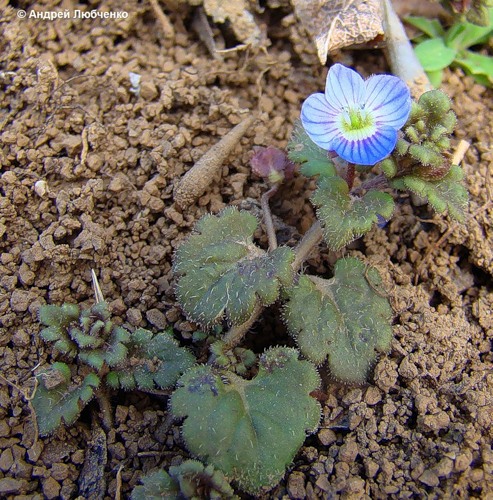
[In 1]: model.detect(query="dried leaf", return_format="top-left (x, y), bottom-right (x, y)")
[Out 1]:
top-left (292, 0), bottom-right (385, 64)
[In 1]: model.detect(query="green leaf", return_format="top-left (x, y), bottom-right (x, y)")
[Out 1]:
top-left (174, 207), bottom-right (294, 328)
top-left (131, 470), bottom-right (180, 500)
top-left (283, 258), bottom-right (393, 384)
top-left (32, 363), bottom-right (100, 436)
top-left (427, 69), bottom-right (444, 88)
top-left (171, 347), bottom-right (321, 493)
top-left (132, 461), bottom-right (237, 500)
top-left (405, 16), bottom-right (445, 38)
top-left (312, 176), bottom-right (395, 251)
top-left (110, 328), bottom-right (195, 390)
top-left (38, 303), bottom-right (80, 327)
top-left (445, 12), bottom-right (493, 50)
top-left (414, 38), bottom-right (457, 72)
top-left (287, 121), bottom-right (336, 178)
top-left (454, 50), bottom-right (493, 86)
top-left (391, 165), bottom-right (469, 221)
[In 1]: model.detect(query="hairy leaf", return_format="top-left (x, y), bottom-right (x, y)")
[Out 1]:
top-left (32, 362), bottom-right (100, 436)
top-left (171, 347), bottom-right (321, 493)
top-left (131, 470), bottom-right (179, 500)
top-left (132, 460), bottom-right (237, 500)
top-left (312, 176), bottom-right (394, 250)
top-left (108, 328), bottom-right (195, 390)
top-left (283, 258), bottom-right (393, 383)
top-left (174, 207), bottom-right (294, 328)
top-left (391, 165), bottom-right (468, 221)
top-left (287, 121), bottom-right (336, 178)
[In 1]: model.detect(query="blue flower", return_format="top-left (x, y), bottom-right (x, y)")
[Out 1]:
top-left (301, 64), bottom-right (411, 166)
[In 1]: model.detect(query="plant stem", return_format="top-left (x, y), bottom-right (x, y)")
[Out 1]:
top-left (222, 302), bottom-right (264, 349)
top-left (94, 388), bottom-right (113, 431)
top-left (292, 220), bottom-right (323, 272)
top-left (261, 185), bottom-right (279, 251)
top-left (382, 0), bottom-right (432, 97)
top-left (351, 173), bottom-right (390, 195)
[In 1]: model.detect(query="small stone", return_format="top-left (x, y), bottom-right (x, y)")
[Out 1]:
top-left (0, 448), bottom-right (14, 472)
top-left (419, 469), bottom-right (439, 487)
top-left (140, 80), bottom-right (159, 101)
top-left (287, 471), bottom-right (306, 499)
top-left (42, 476), bottom-right (61, 499)
top-left (418, 411), bottom-right (450, 432)
top-left (127, 308), bottom-right (143, 326)
top-left (318, 428), bottom-right (337, 446)
top-left (146, 308), bottom-right (167, 329)
top-left (364, 385), bottom-right (382, 406)
top-left (342, 389), bottom-right (363, 405)
top-left (10, 289), bottom-right (31, 312)
top-left (398, 357), bottom-right (419, 379)
top-left (455, 450), bottom-right (473, 472)
top-left (434, 457), bottom-right (454, 477)
top-left (0, 478), bottom-right (26, 495)
top-left (34, 180), bottom-right (48, 197)
top-left (339, 440), bottom-right (358, 462)
top-left (18, 263), bottom-right (35, 286)
top-left (365, 459), bottom-right (379, 478)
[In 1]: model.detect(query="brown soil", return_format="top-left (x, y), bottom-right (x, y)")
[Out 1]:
top-left (0, 1), bottom-right (492, 499)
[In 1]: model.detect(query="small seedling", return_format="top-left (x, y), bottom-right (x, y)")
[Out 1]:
top-left (33, 298), bottom-right (195, 436)
top-left (407, 7), bottom-right (493, 86)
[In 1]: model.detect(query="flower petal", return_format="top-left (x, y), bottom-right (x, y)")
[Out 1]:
top-left (364, 75), bottom-right (411, 129)
top-left (325, 64), bottom-right (366, 110)
top-left (331, 126), bottom-right (398, 165)
top-left (301, 93), bottom-right (341, 150)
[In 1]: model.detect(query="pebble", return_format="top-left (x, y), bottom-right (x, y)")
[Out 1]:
top-left (42, 476), bottom-right (61, 499)
top-left (287, 471), bottom-right (306, 499)
top-left (146, 308), bottom-right (168, 329)
top-left (0, 478), bottom-right (26, 495)
top-left (419, 469), bottom-right (439, 487)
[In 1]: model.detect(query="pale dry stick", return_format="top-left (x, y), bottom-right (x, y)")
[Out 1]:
top-left (382, 0), bottom-right (432, 98)
top-left (115, 464), bottom-right (124, 500)
top-left (80, 126), bottom-right (89, 167)
top-left (91, 269), bottom-right (105, 303)
top-left (148, 0), bottom-right (175, 39)
top-left (174, 115), bottom-right (255, 208)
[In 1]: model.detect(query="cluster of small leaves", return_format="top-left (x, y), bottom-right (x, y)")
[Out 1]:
top-left (441, 0), bottom-right (493, 26)
top-left (34, 302), bottom-right (194, 435)
top-left (132, 460), bottom-right (238, 500)
top-left (209, 340), bottom-right (257, 376)
top-left (283, 258), bottom-right (393, 383)
top-left (407, 7), bottom-right (493, 86)
top-left (173, 207), bottom-right (294, 328)
top-left (171, 347), bottom-right (321, 494)
top-left (379, 90), bottom-right (468, 221)
top-left (288, 123), bottom-right (394, 250)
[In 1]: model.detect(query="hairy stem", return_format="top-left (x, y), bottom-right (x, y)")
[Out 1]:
top-left (292, 221), bottom-right (323, 272)
top-left (222, 302), bottom-right (264, 349)
top-left (351, 174), bottom-right (390, 195)
top-left (261, 185), bottom-right (279, 251)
